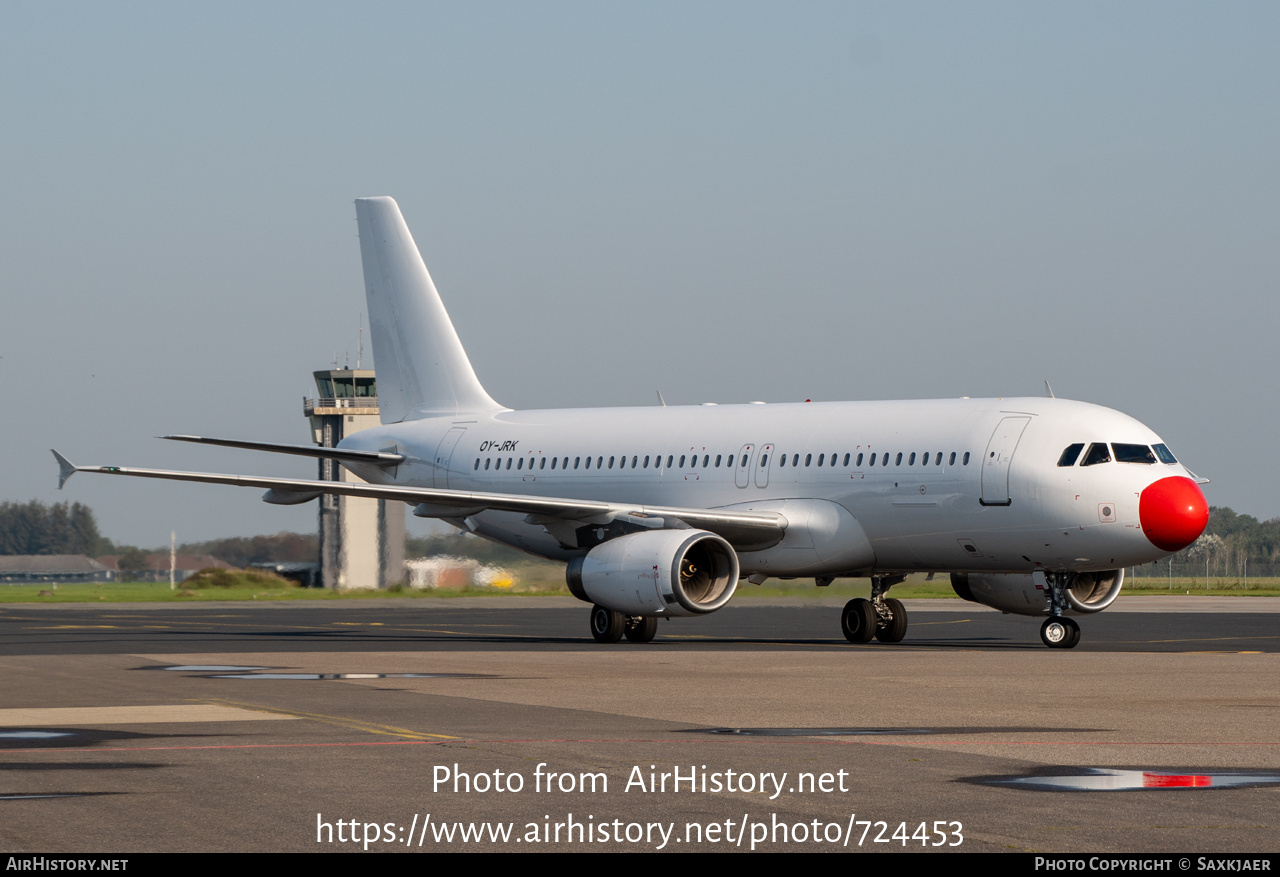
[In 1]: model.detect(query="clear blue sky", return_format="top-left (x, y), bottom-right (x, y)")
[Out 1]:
top-left (4, 2), bottom-right (1277, 546)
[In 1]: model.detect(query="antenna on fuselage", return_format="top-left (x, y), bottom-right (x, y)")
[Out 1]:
top-left (1044, 380), bottom-right (1055, 398)
top-left (656, 390), bottom-right (667, 407)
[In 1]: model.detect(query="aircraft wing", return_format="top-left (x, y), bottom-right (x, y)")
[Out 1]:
top-left (51, 451), bottom-right (787, 550)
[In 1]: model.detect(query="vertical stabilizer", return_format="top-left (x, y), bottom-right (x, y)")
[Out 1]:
top-left (355, 196), bottom-right (505, 422)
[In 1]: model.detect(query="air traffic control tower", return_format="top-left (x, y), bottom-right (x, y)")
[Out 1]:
top-left (305, 370), bottom-right (405, 590)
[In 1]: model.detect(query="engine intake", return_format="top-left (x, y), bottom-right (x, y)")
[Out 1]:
top-left (950, 569), bottom-right (1124, 617)
top-left (566, 529), bottom-right (739, 617)
top-left (1065, 569), bottom-right (1124, 614)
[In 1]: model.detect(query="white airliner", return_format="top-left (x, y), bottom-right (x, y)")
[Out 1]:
top-left (54, 196), bottom-right (1210, 648)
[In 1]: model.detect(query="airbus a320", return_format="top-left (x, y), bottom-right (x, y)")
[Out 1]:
top-left (55, 196), bottom-right (1210, 648)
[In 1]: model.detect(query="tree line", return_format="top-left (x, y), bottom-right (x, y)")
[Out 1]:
top-left (0, 500), bottom-right (112, 557)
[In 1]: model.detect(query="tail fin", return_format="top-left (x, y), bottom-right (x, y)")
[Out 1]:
top-left (355, 196), bottom-right (505, 422)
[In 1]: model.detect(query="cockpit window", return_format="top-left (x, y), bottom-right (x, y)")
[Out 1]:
top-left (1057, 443), bottom-right (1084, 467)
top-left (1080, 442), bottom-right (1112, 466)
top-left (1153, 443), bottom-right (1178, 464)
top-left (1113, 443), bottom-right (1157, 464)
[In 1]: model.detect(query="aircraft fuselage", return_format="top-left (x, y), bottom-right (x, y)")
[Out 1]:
top-left (341, 395), bottom-right (1198, 578)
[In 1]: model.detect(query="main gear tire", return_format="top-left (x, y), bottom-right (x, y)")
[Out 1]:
top-left (591, 604), bottom-right (625, 643)
top-left (875, 597), bottom-right (908, 643)
top-left (841, 598), bottom-right (876, 643)
top-left (624, 615), bottom-right (658, 643)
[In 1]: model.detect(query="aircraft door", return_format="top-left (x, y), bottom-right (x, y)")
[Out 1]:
top-left (735, 444), bottom-right (754, 488)
top-left (980, 416), bottom-right (1031, 506)
top-left (433, 427), bottom-right (467, 489)
top-left (754, 443), bottom-right (774, 488)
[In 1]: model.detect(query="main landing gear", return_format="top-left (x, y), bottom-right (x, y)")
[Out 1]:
top-left (589, 604), bottom-right (658, 644)
top-left (1040, 571), bottom-right (1081, 649)
top-left (841, 575), bottom-right (908, 644)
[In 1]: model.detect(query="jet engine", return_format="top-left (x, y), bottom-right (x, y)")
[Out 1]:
top-left (566, 529), bottom-right (739, 617)
top-left (950, 569), bottom-right (1124, 616)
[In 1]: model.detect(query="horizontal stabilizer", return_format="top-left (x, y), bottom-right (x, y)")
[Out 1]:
top-left (160, 435), bottom-right (405, 467)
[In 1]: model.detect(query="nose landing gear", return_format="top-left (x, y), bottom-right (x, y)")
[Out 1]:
top-left (1041, 571), bottom-right (1082, 649)
top-left (1040, 616), bottom-right (1080, 649)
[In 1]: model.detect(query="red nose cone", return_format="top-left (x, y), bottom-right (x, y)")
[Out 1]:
top-left (1139, 476), bottom-right (1209, 552)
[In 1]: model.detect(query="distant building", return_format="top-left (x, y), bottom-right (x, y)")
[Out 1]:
top-left (250, 561), bottom-right (321, 588)
top-left (95, 554), bottom-right (235, 583)
top-left (0, 555), bottom-right (114, 584)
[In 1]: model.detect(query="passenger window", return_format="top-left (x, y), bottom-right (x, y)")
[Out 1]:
top-left (517, 458), bottom-right (524, 470)
top-left (817, 453), bottom-right (825, 466)
top-left (779, 455), bottom-right (787, 468)
top-left (703, 455), bottom-right (709, 467)
top-left (843, 453), bottom-right (850, 466)
top-left (551, 458), bottom-right (557, 470)
top-left (667, 455), bottom-right (674, 468)
top-left (759, 454), bottom-right (768, 466)
top-left (505, 458), bottom-right (512, 470)
top-left (805, 454), bottom-right (812, 467)
top-left (962, 452), bottom-right (969, 465)
top-left (484, 459), bottom-right (491, 470)
top-left (540, 457), bottom-right (546, 469)
top-left (949, 452), bottom-right (956, 465)
top-left (585, 457), bottom-right (592, 469)
top-left (715, 455), bottom-right (722, 467)
top-left (1081, 443), bottom-right (1112, 466)
top-left (574, 457), bottom-right (580, 469)
top-left (868, 454), bottom-right (875, 467)
top-left (632, 456), bottom-right (638, 468)
top-left (1057, 443), bottom-right (1084, 467)
top-left (1153, 443), bottom-right (1178, 464)
top-left (935, 452), bottom-right (942, 465)
top-left (908, 452), bottom-right (916, 465)
top-left (597, 456), bottom-right (603, 469)
top-left (473, 459), bottom-right (479, 470)
top-left (856, 453), bottom-right (864, 466)
top-left (793, 454), bottom-right (800, 466)
top-left (679, 455), bottom-right (686, 468)
top-left (895, 453), bottom-right (902, 466)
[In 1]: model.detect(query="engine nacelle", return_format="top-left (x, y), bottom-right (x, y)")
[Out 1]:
top-left (950, 569), bottom-right (1124, 617)
top-left (565, 529), bottom-right (739, 617)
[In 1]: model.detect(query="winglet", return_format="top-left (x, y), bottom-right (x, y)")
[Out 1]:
top-left (51, 449), bottom-right (79, 490)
